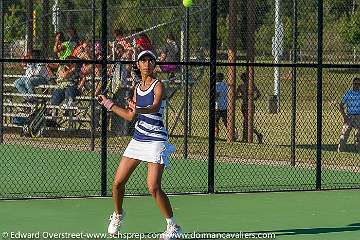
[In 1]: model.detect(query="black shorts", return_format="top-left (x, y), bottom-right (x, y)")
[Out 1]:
top-left (215, 109), bottom-right (227, 126)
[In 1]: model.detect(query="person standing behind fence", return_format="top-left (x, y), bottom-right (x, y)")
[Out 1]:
top-left (156, 33), bottom-right (179, 73)
top-left (97, 50), bottom-right (182, 239)
top-left (215, 73), bottom-right (228, 138)
top-left (338, 77), bottom-right (360, 152)
top-left (14, 50), bottom-right (49, 102)
top-left (236, 72), bottom-right (263, 144)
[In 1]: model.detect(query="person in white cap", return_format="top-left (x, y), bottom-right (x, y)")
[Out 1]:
top-left (98, 50), bottom-right (182, 239)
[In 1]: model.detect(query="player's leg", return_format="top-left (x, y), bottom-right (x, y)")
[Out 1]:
top-left (254, 128), bottom-right (263, 144)
top-left (220, 110), bottom-right (231, 139)
top-left (64, 85), bottom-right (77, 106)
top-left (253, 106), bottom-right (263, 144)
top-left (147, 163), bottom-right (182, 239)
top-left (147, 163), bottom-right (172, 218)
top-left (14, 77), bottom-right (29, 94)
top-left (215, 110), bottom-right (221, 138)
top-left (108, 156), bottom-right (141, 234)
top-left (354, 116), bottom-right (360, 151)
top-left (113, 156), bottom-right (141, 214)
top-left (27, 76), bottom-right (47, 94)
top-left (338, 119), bottom-right (352, 152)
top-left (221, 110), bottom-right (228, 128)
top-left (50, 88), bottom-right (65, 106)
top-left (241, 105), bottom-right (248, 142)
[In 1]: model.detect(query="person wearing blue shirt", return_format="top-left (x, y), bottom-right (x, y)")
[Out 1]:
top-left (215, 73), bottom-right (228, 138)
top-left (338, 77), bottom-right (360, 152)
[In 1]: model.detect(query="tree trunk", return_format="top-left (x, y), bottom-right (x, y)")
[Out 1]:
top-left (227, 0), bottom-right (238, 143)
top-left (26, 0), bottom-right (33, 53)
top-left (42, 0), bottom-right (50, 58)
top-left (246, 0), bottom-right (256, 143)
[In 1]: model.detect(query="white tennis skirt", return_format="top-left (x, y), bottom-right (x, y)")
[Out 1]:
top-left (123, 139), bottom-right (176, 168)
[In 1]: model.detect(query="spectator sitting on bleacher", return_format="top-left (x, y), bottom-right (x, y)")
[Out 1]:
top-left (50, 56), bottom-right (81, 107)
top-left (71, 40), bottom-right (93, 94)
top-left (47, 32), bottom-right (74, 77)
top-left (113, 28), bottom-right (133, 58)
top-left (93, 41), bottom-right (107, 96)
top-left (54, 31), bottom-right (74, 60)
top-left (155, 32), bottom-right (179, 73)
top-left (14, 50), bottom-right (50, 103)
top-left (94, 44), bottom-right (123, 97)
top-left (134, 28), bottom-right (153, 52)
top-left (111, 40), bottom-right (124, 60)
top-left (66, 26), bottom-right (80, 47)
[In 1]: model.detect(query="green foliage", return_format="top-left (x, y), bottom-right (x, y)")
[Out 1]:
top-left (255, 23), bottom-right (272, 55)
top-left (108, 0), bottom-right (181, 41)
top-left (325, 0), bottom-right (355, 20)
top-left (4, 4), bottom-right (25, 43)
top-left (341, 11), bottom-right (360, 48)
top-left (2, 0), bottom-right (358, 59)
top-left (255, 16), bottom-right (299, 57)
top-left (217, 17), bottom-right (229, 49)
top-left (282, 16), bottom-right (294, 55)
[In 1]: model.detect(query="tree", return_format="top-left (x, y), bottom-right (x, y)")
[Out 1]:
top-left (344, 10), bottom-right (360, 47)
top-left (326, 0), bottom-right (355, 20)
top-left (4, 4), bottom-right (26, 43)
top-left (341, 10), bottom-right (360, 61)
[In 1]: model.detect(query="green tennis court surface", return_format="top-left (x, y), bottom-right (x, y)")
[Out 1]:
top-left (1, 145), bottom-right (359, 239)
top-left (0, 190), bottom-right (359, 240)
top-left (1, 144), bottom-right (359, 198)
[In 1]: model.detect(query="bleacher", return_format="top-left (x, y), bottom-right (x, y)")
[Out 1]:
top-left (3, 74), bottom-right (98, 137)
top-left (2, 61), bottom-right (201, 138)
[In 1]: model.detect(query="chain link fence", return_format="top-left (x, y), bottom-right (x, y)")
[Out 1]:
top-left (0, 0), bottom-right (359, 199)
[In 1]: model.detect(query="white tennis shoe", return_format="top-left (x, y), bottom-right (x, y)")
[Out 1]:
top-left (107, 210), bottom-right (125, 235)
top-left (159, 224), bottom-right (183, 240)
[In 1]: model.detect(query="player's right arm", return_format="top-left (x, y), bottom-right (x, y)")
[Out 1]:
top-left (97, 95), bottom-right (136, 121)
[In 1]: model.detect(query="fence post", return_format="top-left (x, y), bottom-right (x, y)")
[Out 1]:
top-left (316, 0), bottom-right (324, 190)
top-left (208, 0), bottom-right (218, 194)
top-left (0, 0), bottom-right (4, 144)
top-left (183, 8), bottom-right (189, 159)
top-left (90, 0), bottom-right (96, 151)
top-left (100, 0), bottom-right (108, 197)
top-left (291, 0), bottom-right (298, 167)
top-left (246, 0), bottom-right (256, 143)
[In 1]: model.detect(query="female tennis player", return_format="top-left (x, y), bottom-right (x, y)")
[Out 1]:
top-left (98, 50), bottom-right (182, 239)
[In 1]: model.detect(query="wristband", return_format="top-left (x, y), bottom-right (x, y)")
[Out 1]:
top-left (104, 99), bottom-right (114, 111)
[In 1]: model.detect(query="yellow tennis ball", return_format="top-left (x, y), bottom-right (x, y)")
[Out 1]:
top-left (183, 0), bottom-right (192, 7)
